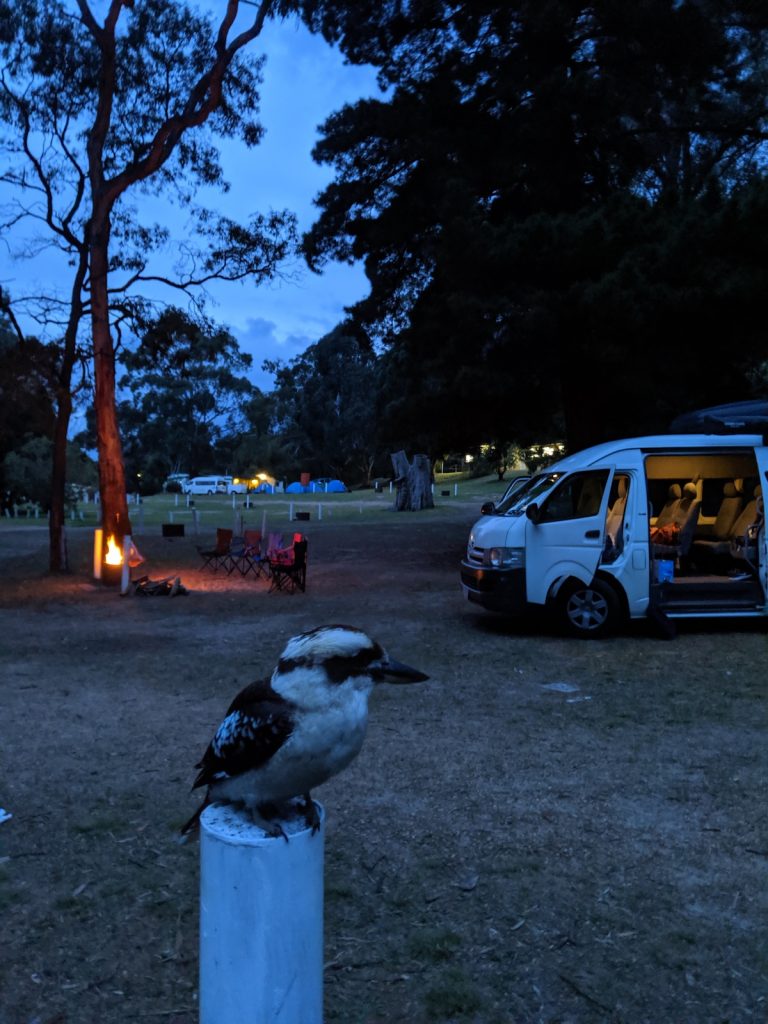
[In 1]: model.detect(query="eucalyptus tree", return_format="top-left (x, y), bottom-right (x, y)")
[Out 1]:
top-left (0, 0), bottom-right (296, 568)
top-left (114, 308), bottom-right (258, 491)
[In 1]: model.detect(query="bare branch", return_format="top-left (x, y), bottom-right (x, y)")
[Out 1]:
top-left (0, 295), bottom-right (26, 343)
top-left (103, 0), bottom-right (275, 204)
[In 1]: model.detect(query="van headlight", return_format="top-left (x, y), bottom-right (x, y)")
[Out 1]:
top-left (486, 546), bottom-right (525, 568)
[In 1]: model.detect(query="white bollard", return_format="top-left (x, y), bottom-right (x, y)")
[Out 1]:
top-left (175, 493), bottom-right (179, 507)
top-left (289, 501), bottom-right (294, 521)
top-left (454, 483), bottom-right (458, 496)
top-left (232, 492), bottom-right (236, 510)
top-left (261, 509), bottom-right (267, 538)
top-left (199, 803), bottom-right (325, 1024)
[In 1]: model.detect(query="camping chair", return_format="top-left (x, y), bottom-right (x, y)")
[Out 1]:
top-left (197, 528), bottom-right (234, 573)
top-left (268, 538), bottom-right (308, 594)
top-left (232, 529), bottom-right (268, 578)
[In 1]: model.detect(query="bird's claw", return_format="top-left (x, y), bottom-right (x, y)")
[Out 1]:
top-left (301, 794), bottom-right (321, 835)
top-left (248, 803), bottom-right (289, 842)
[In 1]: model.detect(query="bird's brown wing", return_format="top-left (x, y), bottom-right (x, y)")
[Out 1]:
top-left (192, 679), bottom-right (295, 789)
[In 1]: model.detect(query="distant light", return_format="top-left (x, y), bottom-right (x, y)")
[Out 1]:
top-left (465, 454), bottom-right (474, 463)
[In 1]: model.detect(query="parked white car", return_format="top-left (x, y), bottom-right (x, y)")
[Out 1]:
top-left (184, 477), bottom-right (229, 495)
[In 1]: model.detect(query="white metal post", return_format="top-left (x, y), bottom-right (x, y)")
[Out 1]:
top-left (199, 803), bottom-right (325, 1024)
top-left (120, 535), bottom-right (131, 595)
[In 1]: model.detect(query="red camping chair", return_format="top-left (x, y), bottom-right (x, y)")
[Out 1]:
top-left (268, 537), bottom-right (308, 594)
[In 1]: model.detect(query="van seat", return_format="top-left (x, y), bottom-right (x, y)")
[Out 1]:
top-left (654, 483), bottom-right (682, 527)
top-left (652, 482), bottom-right (700, 559)
top-left (691, 483), bottom-right (759, 565)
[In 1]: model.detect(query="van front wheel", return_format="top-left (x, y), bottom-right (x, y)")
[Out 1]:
top-left (557, 578), bottom-right (620, 638)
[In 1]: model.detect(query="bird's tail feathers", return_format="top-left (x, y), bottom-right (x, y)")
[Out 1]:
top-left (179, 795), bottom-right (210, 838)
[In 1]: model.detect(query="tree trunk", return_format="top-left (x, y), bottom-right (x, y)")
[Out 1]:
top-left (90, 215), bottom-right (131, 541)
top-left (48, 251), bottom-right (88, 572)
top-left (391, 451), bottom-right (434, 511)
top-left (49, 391), bottom-right (71, 572)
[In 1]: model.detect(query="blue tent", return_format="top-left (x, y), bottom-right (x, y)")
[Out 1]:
top-left (255, 482), bottom-right (274, 494)
top-left (326, 479), bottom-right (347, 493)
top-left (286, 481), bottom-right (307, 493)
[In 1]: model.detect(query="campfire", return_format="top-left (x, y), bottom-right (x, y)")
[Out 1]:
top-left (94, 529), bottom-right (128, 588)
top-left (101, 533), bottom-right (124, 586)
top-left (104, 534), bottom-right (122, 566)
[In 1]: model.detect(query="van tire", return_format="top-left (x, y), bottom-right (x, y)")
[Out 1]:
top-left (207, 489), bottom-right (214, 494)
top-left (557, 578), bottom-right (620, 638)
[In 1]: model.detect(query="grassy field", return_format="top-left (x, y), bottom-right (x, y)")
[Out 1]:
top-left (2, 473), bottom-right (516, 536)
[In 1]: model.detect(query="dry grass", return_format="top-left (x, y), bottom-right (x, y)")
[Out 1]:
top-left (0, 513), bottom-right (766, 1024)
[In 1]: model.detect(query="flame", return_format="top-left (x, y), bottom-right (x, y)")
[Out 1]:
top-left (105, 534), bottom-right (123, 566)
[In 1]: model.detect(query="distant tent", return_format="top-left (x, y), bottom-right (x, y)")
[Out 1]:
top-left (255, 482), bottom-right (274, 494)
top-left (286, 481), bottom-right (307, 493)
top-left (670, 401), bottom-right (768, 434)
top-left (326, 479), bottom-right (346, 492)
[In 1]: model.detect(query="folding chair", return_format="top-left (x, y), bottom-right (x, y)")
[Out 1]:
top-left (232, 529), bottom-right (268, 578)
top-left (197, 528), bottom-right (234, 573)
top-left (268, 538), bottom-right (308, 594)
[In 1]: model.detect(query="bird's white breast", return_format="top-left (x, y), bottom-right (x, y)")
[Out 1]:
top-left (213, 677), bottom-right (371, 807)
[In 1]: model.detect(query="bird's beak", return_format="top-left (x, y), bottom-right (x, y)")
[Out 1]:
top-left (371, 657), bottom-right (429, 684)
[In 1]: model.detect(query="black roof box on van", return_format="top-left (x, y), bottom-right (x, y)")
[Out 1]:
top-left (670, 400), bottom-right (768, 436)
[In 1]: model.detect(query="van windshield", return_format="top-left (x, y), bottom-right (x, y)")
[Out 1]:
top-left (495, 472), bottom-right (564, 514)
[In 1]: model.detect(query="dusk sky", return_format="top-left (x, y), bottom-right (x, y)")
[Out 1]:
top-left (198, 15), bottom-right (380, 388)
top-left (0, 10), bottom-right (380, 391)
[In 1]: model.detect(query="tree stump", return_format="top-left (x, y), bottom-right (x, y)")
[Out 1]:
top-left (391, 451), bottom-right (434, 511)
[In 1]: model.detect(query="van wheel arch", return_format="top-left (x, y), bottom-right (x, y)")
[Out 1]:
top-left (550, 574), bottom-right (626, 638)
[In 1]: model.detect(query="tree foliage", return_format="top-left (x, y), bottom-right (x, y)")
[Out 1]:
top-left (108, 308), bottom-right (258, 493)
top-left (296, 0), bottom-right (768, 451)
top-left (265, 327), bottom-right (383, 482)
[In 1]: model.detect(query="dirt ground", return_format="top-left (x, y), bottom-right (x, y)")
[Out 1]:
top-left (0, 509), bottom-right (766, 1024)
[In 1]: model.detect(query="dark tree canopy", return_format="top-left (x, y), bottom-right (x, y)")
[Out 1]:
top-left (110, 308), bottom-right (258, 492)
top-left (265, 327), bottom-right (383, 483)
top-left (296, 0), bottom-right (768, 452)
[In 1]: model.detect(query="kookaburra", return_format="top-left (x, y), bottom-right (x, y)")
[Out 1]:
top-left (181, 624), bottom-right (428, 838)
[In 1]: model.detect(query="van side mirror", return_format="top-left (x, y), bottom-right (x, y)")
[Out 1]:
top-left (526, 502), bottom-right (540, 524)
top-left (480, 501), bottom-right (496, 515)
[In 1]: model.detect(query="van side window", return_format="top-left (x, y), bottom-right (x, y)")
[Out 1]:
top-left (538, 470), bottom-right (610, 523)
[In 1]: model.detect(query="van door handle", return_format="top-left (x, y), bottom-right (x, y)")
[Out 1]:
top-left (584, 529), bottom-right (600, 539)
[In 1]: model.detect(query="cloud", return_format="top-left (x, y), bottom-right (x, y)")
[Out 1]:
top-left (233, 316), bottom-right (313, 390)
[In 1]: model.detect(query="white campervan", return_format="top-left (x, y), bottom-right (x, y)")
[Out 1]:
top-left (184, 477), bottom-right (229, 495)
top-left (461, 432), bottom-right (766, 636)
